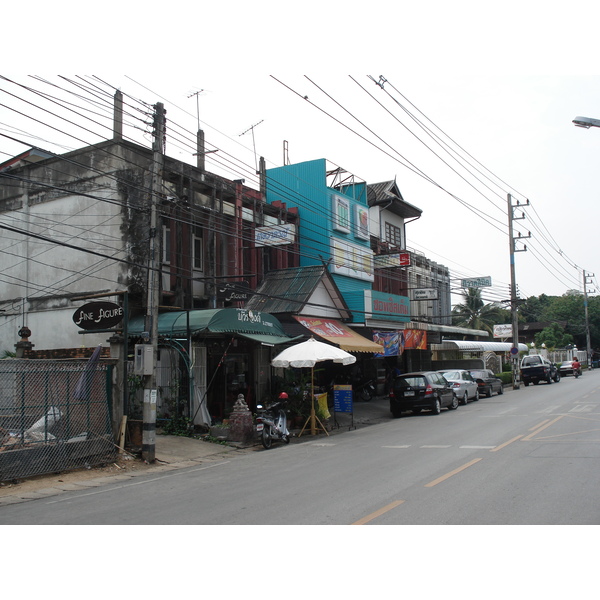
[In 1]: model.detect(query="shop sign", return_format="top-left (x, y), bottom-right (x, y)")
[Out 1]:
top-left (413, 288), bottom-right (438, 300)
top-left (330, 238), bottom-right (374, 282)
top-left (217, 281), bottom-right (250, 302)
top-left (374, 252), bottom-right (411, 269)
top-left (461, 276), bottom-right (492, 288)
top-left (73, 301), bottom-right (123, 330)
top-left (368, 291), bottom-right (410, 322)
top-left (333, 385), bottom-right (353, 413)
top-left (493, 324), bottom-right (513, 339)
top-left (255, 224), bottom-right (295, 247)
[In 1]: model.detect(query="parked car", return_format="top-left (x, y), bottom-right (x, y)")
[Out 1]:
top-left (389, 371), bottom-right (457, 418)
top-left (520, 355), bottom-right (560, 386)
top-left (469, 369), bottom-right (504, 397)
top-left (438, 369), bottom-right (479, 405)
top-left (559, 361), bottom-right (575, 376)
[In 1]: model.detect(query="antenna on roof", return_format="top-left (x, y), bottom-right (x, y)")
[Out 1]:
top-left (240, 119), bottom-right (264, 172)
top-left (187, 89), bottom-right (204, 131)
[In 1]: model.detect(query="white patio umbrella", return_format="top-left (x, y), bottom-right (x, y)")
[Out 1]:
top-left (271, 337), bottom-right (356, 435)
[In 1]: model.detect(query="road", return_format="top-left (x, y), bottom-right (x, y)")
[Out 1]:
top-left (2, 371), bottom-right (600, 525)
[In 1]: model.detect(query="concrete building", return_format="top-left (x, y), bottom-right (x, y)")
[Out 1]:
top-left (0, 93), bottom-right (301, 426)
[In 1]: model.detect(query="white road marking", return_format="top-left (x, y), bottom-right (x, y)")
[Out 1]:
top-left (421, 445), bottom-right (452, 448)
top-left (460, 445), bottom-right (496, 449)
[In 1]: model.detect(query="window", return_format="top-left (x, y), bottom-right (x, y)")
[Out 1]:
top-left (384, 222), bottom-right (403, 247)
top-left (193, 226), bottom-right (203, 271)
top-left (163, 225), bottom-right (171, 264)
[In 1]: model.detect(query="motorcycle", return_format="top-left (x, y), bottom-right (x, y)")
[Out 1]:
top-left (354, 379), bottom-right (375, 402)
top-left (256, 392), bottom-right (290, 449)
top-left (574, 368), bottom-right (581, 379)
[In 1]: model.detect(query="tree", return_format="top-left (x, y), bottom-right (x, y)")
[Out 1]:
top-left (519, 294), bottom-right (552, 323)
top-left (521, 291), bottom-right (600, 351)
top-left (452, 288), bottom-right (505, 336)
top-left (534, 322), bottom-right (574, 349)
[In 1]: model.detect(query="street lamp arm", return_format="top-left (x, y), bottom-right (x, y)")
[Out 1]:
top-left (573, 116), bottom-right (600, 129)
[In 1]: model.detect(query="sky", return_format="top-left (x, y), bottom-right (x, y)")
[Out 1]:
top-left (3, 1), bottom-right (600, 311)
top-left (3, 0), bottom-right (599, 585)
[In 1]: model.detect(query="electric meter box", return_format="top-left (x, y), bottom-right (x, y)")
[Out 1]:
top-left (134, 344), bottom-right (154, 375)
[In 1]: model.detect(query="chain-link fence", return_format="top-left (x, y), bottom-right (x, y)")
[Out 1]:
top-left (0, 359), bottom-right (115, 482)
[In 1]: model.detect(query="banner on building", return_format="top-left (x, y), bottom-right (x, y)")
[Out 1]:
top-left (372, 329), bottom-right (427, 356)
top-left (405, 329), bottom-right (427, 350)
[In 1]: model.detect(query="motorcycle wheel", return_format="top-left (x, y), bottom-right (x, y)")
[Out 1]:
top-left (261, 425), bottom-right (273, 449)
top-left (360, 388), bottom-right (372, 402)
top-left (282, 433), bottom-right (290, 444)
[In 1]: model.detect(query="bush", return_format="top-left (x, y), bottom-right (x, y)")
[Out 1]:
top-left (498, 372), bottom-right (512, 385)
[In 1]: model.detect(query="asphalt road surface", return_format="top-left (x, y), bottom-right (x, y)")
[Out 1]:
top-left (2, 370), bottom-right (600, 525)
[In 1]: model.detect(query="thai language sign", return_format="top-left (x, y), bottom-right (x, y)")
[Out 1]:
top-left (255, 224), bottom-right (295, 247)
top-left (368, 291), bottom-right (410, 322)
top-left (461, 276), bottom-right (492, 288)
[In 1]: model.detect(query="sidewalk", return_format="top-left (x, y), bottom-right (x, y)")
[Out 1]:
top-left (0, 395), bottom-right (391, 505)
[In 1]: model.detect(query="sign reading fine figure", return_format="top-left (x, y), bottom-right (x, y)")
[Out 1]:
top-left (73, 301), bottom-right (124, 331)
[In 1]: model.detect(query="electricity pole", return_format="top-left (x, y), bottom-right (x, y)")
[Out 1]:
top-left (508, 193), bottom-right (530, 389)
top-left (142, 102), bottom-right (166, 463)
top-left (583, 270), bottom-right (594, 369)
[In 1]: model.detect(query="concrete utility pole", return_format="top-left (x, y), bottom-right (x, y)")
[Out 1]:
top-left (508, 193), bottom-right (530, 390)
top-left (583, 270), bottom-right (594, 368)
top-left (142, 102), bottom-right (166, 463)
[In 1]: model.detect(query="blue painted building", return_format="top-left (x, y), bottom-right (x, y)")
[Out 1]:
top-left (266, 159), bottom-right (373, 323)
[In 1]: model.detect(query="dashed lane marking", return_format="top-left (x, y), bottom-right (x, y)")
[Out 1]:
top-left (421, 445), bottom-right (452, 448)
top-left (460, 445), bottom-right (496, 449)
top-left (352, 500), bottom-right (405, 525)
top-left (424, 458), bottom-right (483, 487)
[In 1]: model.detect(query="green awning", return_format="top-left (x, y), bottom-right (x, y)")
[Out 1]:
top-left (128, 308), bottom-right (300, 345)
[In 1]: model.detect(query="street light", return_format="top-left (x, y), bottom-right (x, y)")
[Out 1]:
top-left (573, 116), bottom-right (600, 129)
top-left (572, 117), bottom-right (596, 368)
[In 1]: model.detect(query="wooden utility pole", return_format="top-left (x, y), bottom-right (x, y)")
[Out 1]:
top-left (142, 102), bottom-right (165, 463)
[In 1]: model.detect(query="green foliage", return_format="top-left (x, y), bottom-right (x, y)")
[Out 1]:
top-left (519, 294), bottom-right (552, 323)
top-left (498, 372), bottom-right (512, 385)
top-left (520, 291), bottom-right (600, 350)
top-left (127, 374), bottom-right (144, 419)
top-left (534, 322), bottom-right (574, 350)
top-left (452, 288), bottom-right (506, 335)
top-left (1, 350), bottom-right (16, 359)
top-left (161, 415), bottom-right (192, 436)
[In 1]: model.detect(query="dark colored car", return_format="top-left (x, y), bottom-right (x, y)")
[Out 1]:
top-left (469, 369), bottom-right (504, 397)
top-left (390, 371), bottom-right (457, 418)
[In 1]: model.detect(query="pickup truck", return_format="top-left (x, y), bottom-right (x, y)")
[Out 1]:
top-left (520, 355), bottom-right (560, 386)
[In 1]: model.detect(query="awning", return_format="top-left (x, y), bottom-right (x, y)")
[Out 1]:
top-left (128, 308), bottom-right (301, 345)
top-left (432, 340), bottom-right (528, 352)
top-left (365, 318), bottom-right (489, 338)
top-left (293, 316), bottom-right (383, 353)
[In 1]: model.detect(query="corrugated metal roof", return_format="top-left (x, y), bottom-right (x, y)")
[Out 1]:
top-left (245, 265), bottom-right (350, 318)
top-left (432, 340), bottom-right (528, 352)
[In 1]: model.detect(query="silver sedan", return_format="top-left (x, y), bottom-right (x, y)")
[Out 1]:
top-left (438, 369), bottom-right (480, 405)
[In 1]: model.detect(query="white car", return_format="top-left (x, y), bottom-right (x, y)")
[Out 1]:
top-left (438, 369), bottom-right (480, 405)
